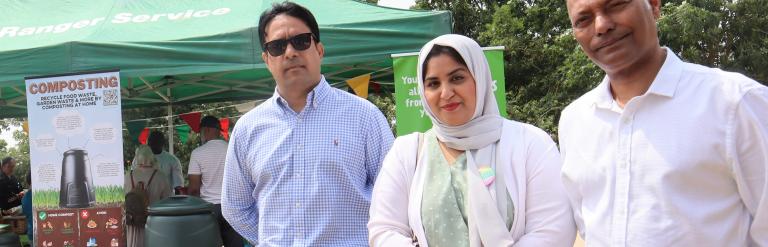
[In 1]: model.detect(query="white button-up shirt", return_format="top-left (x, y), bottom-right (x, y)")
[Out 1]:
top-left (559, 48), bottom-right (768, 246)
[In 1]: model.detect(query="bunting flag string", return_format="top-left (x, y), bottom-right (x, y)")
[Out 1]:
top-left (175, 125), bottom-right (191, 143)
top-left (138, 128), bottom-right (150, 145)
top-left (117, 71), bottom-right (378, 143)
top-left (179, 112), bottom-right (202, 133)
top-left (346, 73), bottom-right (371, 98)
top-left (122, 113), bottom-right (242, 146)
top-left (125, 120), bottom-right (148, 144)
top-left (220, 118), bottom-right (230, 141)
top-left (123, 100), bottom-right (265, 123)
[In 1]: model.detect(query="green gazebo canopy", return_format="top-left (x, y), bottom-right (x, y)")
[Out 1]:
top-left (0, 0), bottom-right (451, 118)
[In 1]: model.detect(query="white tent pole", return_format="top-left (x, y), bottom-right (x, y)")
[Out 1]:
top-left (167, 88), bottom-right (174, 155)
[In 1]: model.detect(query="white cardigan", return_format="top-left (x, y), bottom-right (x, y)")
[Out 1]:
top-left (369, 120), bottom-right (576, 246)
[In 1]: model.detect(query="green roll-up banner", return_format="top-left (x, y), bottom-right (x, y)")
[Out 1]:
top-left (392, 47), bottom-right (507, 136)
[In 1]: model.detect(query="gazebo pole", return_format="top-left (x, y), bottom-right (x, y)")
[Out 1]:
top-left (167, 88), bottom-right (174, 155)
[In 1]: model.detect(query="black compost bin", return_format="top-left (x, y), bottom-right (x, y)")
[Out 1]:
top-left (59, 149), bottom-right (96, 208)
top-left (145, 195), bottom-right (221, 247)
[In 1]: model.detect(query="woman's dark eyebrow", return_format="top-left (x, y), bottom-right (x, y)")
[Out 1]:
top-left (425, 67), bottom-right (468, 81)
top-left (448, 68), bottom-right (468, 76)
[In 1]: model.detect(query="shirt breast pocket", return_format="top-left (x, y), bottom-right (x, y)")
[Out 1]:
top-left (314, 137), bottom-right (367, 184)
top-left (246, 146), bottom-right (290, 186)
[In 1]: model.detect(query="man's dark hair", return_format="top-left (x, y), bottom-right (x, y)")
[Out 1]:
top-left (421, 45), bottom-right (468, 81)
top-left (258, 1), bottom-right (321, 49)
top-left (1, 157), bottom-right (14, 167)
top-left (147, 131), bottom-right (165, 146)
top-left (147, 131), bottom-right (165, 154)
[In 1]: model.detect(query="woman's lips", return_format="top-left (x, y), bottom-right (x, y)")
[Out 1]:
top-left (441, 102), bottom-right (460, 111)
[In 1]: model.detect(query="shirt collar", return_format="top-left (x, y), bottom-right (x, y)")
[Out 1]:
top-left (645, 47), bottom-right (682, 98)
top-left (272, 75), bottom-right (332, 114)
top-left (592, 47), bottom-right (683, 109)
top-left (593, 76), bottom-right (614, 109)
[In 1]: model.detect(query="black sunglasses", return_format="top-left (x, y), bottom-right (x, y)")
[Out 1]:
top-left (263, 32), bottom-right (315, 57)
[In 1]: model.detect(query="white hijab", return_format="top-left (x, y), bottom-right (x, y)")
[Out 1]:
top-left (133, 145), bottom-right (158, 169)
top-left (416, 34), bottom-right (504, 150)
top-left (417, 34), bottom-right (514, 246)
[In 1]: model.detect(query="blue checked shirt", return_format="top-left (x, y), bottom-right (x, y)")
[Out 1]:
top-left (222, 76), bottom-right (394, 246)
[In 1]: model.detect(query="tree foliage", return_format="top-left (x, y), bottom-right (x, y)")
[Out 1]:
top-left (403, 0), bottom-right (767, 141)
top-left (0, 120), bottom-right (31, 186)
top-left (369, 93), bottom-right (397, 134)
top-left (659, 0), bottom-right (768, 83)
top-left (414, 0), bottom-right (506, 39)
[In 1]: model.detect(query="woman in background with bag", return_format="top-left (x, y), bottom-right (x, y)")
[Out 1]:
top-left (368, 34), bottom-right (575, 247)
top-left (125, 145), bottom-right (170, 247)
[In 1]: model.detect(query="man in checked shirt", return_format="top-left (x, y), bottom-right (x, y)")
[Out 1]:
top-left (221, 2), bottom-right (394, 246)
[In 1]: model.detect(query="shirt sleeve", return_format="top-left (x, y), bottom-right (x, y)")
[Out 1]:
top-left (222, 125), bottom-right (260, 245)
top-left (368, 135), bottom-right (418, 247)
top-left (0, 180), bottom-right (11, 209)
top-left (187, 150), bottom-right (201, 175)
top-left (514, 127), bottom-right (576, 247)
top-left (170, 156), bottom-right (184, 188)
top-left (558, 109), bottom-right (586, 240)
top-left (21, 192), bottom-right (32, 218)
top-left (365, 107), bottom-right (394, 188)
top-left (0, 178), bottom-right (22, 209)
top-left (729, 86), bottom-right (768, 245)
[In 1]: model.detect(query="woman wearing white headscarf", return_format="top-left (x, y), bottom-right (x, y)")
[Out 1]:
top-left (369, 34), bottom-right (575, 247)
top-left (125, 145), bottom-right (171, 247)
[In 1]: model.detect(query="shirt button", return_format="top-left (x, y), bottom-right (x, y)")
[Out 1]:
top-left (295, 203), bottom-right (300, 208)
top-left (622, 116), bottom-right (631, 124)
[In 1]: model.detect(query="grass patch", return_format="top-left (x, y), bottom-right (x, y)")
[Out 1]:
top-left (95, 185), bottom-right (124, 204)
top-left (32, 189), bottom-right (59, 208)
top-left (33, 186), bottom-right (124, 209)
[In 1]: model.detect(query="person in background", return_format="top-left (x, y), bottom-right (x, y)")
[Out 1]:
top-left (125, 145), bottom-right (171, 247)
top-left (146, 131), bottom-right (184, 194)
top-left (221, 2), bottom-right (394, 246)
top-left (188, 116), bottom-right (244, 247)
top-left (559, 0), bottom-right (768, 245)
top-left (368, 34), bottom-right (575, 247)
top-left (0, 157), bottom-right (23, 214)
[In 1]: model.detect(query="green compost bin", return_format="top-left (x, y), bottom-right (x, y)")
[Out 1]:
top-left (0, 231), bottom-right (20, 247)
top-left (144, 195), bottom-right (221, 247)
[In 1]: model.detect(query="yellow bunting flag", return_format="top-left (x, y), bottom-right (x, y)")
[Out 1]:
top-left (22, 121), bottom-right (29, 134)
top-left (346, 74), bottom-right (371, 98)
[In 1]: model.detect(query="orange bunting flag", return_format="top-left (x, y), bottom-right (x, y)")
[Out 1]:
top-left (346, 73), bottom-right (371, 98)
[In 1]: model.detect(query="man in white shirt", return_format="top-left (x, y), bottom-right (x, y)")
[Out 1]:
top-left (188, 116), bottom-right (243, 247)
top-left (146, 131), bottom-right (184, 195)
top-left (560, 0), bottom-right (768, 246)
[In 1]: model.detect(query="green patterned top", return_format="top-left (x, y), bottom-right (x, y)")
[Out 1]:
top-left (421, 130), bottom-right (514, 246)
